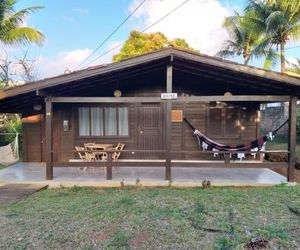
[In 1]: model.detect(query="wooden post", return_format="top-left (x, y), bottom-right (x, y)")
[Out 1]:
top-left (106, 152), bottom-right (112, 180)
top-left (288, 96), bottom-right (297, 182)
top-left (45, 97), bottom-right (53, 180)
top-left (165, 60), bottom-right (173, 180)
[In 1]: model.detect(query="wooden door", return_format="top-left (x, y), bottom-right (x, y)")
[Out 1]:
top-left (23, 115), bottom-right (43, 162)
top-left (139, 103), bottom-right (164, 159)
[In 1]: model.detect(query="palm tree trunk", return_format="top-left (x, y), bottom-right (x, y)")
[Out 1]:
top-left (243, 54), bottom-right (248, 65)
top-left (280, 43), bottom-right (286, 73)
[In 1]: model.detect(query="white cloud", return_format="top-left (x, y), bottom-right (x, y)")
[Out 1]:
top-left (37, 48), bottom-right (92, 78)
top-left (72, 7), bottom-right (90, 16)
top-left (129, 0), bottom-right (230, 55)
top-left (36, 41), bottom-right (125, 78)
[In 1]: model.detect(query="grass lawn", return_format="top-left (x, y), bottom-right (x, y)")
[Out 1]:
top-left (0, 186), bottom-right (299, 249)
top-left (0, 164), bottom-right (6, 170)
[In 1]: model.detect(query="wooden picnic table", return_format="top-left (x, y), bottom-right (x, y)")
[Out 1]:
top-left (86, 144), bottom-right (114, 150)
top-left (85, 144), bottom-right (115, 160)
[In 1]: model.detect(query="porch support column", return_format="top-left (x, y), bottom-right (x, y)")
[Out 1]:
top-left (45, 96), bottom-right (53, 180)
top-left (165, 59), bottom-right (173, 180)
top-left (288, 96), bottom-right (297, 182)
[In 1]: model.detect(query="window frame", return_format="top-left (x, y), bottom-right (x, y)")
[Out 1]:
top-left (77, 104), bottom-right (130, 138)
top-left (206, 104), bottom-right (241, 139)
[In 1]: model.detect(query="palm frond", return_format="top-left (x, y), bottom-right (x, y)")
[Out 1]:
top-left (4, 6), bottom-right (44, 27)
top-left (288, 23), bottom-right (300, 40)
top-left (0, 1), bottom-right (44, 46)
top-left (216, 49), bottom-right (237, 59)
top-left (265, 10), bottom-right (289, 33)
top-left (3, 27), bottom-right (44, 45)
top-left (250, 35), bottom-right (273, 59)
top-left (263, 48), bottom-right (279, 69)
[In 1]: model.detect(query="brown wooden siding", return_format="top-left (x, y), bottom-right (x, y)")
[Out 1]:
top-left (22, 101), bottom-right (259, 162)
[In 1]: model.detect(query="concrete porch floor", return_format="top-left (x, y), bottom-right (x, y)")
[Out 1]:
top-left (0, 162), bottom-right (287, 187)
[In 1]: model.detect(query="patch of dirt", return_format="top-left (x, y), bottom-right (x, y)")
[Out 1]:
top-left (129, 232), bottom-right (149, 249)
top-left (92, 222), bottom-right (119, 242)
top-left (92, 232), bottom-right (110, 241)
top-left (244, 238), bottom-right (269, 250)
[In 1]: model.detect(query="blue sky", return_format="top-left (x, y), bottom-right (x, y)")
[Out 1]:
top-left (9, 0), bottom-right (300, 78)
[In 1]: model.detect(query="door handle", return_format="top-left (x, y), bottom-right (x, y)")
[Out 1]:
top-left (140, 130), bottom-right (143, 134)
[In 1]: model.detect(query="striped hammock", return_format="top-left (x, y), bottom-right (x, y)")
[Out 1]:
top-left (184, 118), bottom-right (288, 155)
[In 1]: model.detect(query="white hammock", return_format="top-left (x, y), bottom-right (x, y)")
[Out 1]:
top-left (0, 133), bottom-right (19, 164)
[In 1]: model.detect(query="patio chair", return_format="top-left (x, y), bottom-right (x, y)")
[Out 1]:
top-left (113, 143), bottom-right (125, 161)
top-left (101, 143), bottom-right (125, 161)
top-left (75, 146), bottom-right (96, 161)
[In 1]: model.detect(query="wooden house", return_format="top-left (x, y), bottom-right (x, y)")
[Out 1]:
top-left (0, 48), bottom-right (299, 181)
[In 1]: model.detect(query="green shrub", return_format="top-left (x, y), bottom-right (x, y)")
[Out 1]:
top-left (0, 116), bottom-right (22, 152)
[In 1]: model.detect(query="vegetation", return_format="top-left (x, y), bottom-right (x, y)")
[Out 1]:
top-left (113, 30), bottom-right (197, 62)
top-left (218, 0), bottom-right (300, 73)
top-left (0, 186), bottom-right (299, 249)
top-left (0, 1), bottom-right (44, 88)
top-left (0, 164), bottom-right (6, 170)
top-left (0, 0), bottom-right (44, 46)
top-left (217, 13), bottom-right (261, 64)
top-left (287, 58), bottom-right (300, 75)
top-left (0, 115), bottom-right (22, 152)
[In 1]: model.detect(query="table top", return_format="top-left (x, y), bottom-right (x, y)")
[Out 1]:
top-left (86, 144), bottom-right (114, 150)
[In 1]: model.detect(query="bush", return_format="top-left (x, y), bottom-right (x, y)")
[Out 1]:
top-left (0, 116), bottom-right (22, 152)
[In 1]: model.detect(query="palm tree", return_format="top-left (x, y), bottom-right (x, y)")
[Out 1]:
top-left (0, 0), bottom-right (44, 46)
top-left (246, 0), bottom-right (300, 73)
top-left (217, 13), bottom-right (261, 64)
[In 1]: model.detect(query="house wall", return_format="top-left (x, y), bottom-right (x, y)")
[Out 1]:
top-left (22, 77), bottom-right (259, 162)
top-left (22, 96), bottom-right (259, 162)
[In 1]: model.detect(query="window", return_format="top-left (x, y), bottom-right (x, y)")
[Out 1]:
top-left (78, 106), bottom-right (129, 136)
top-left (207, 105), bottom-right (240, 139)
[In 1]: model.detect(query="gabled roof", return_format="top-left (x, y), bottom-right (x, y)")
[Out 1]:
top-left (0, 47), bottom-right (300, 113)
top-left (1, 47), bottom-right (300, 100)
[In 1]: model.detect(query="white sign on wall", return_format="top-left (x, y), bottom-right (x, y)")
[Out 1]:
top-left (161, 93), bottom-right (177, 100)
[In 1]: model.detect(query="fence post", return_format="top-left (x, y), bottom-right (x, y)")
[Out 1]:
top-left (288, 96), bottom-right (297, 182)
top-left (106, 152), bottom-right (113, 180)
top-left (165, 60), bottom-right (173, 180)
top-left (45, 97), bottom-right (53, 180)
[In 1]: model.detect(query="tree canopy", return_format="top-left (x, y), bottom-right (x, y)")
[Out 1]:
top-left (0, 0), bottom-right (44, 46)
top-left (217, 13), bottom-right (261, 64)
top-left (113, 30), bottom-right (196, 62)
top-left (218, 0), bottom-right (300, 73)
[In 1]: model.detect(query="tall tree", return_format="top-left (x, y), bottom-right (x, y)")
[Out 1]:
top-left (217, 13), bottom-right (261, 64)
top-left (0, 0), bottom-right (44, 45)
top-left (113, 30), bottom-right (196, 62)
top-left (246, 0), bottom-right (300, 73)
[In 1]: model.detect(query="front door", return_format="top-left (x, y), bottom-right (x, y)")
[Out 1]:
top-left (139, 103), bottom-right (164, 159)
